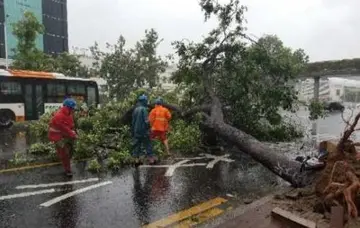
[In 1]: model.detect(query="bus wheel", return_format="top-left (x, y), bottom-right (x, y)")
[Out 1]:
top-left (0, 109), bottom-right (15, 128)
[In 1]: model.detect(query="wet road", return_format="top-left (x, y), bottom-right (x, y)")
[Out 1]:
top-left (0, 153), bottom-right (284, 228)
top-left (0, 130), bottom-right (28, 167)
top-left (0, 108), bottom-right (359, 228)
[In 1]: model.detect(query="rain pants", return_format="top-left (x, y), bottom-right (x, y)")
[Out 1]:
top-left (48, 106), bottom-right (77, 172)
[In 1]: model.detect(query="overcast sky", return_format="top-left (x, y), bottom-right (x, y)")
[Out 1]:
top-left (67, 0), bottom-right (360, 62)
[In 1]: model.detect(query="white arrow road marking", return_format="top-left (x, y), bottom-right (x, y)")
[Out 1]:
top-left (40, 181), bottom-right (112, 208)
top-left (200, 154), bottom-right (235, 169)
top-left (16, 178), bottom-right (99, 189)
top-left (174, 157), bottom-right (205, 160)
top-left (140, 164), bottom-right (207, 168)
top-left (140, 160), bottom-right (207, 177)
top-left (0, 189), bottom-right (56, 201)
top-left (165, 159), bottom-right (190, 177)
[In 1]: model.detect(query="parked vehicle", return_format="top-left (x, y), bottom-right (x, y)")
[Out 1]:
top-left (323, 102), bottom-right (345, 112)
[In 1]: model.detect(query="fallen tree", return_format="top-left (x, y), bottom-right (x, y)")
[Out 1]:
top-left (120, 95), bottom-right (317, 187)
top-left (22, 0), bottom-right (360, 223)
top-left (136, 0), bottom-right (317, 187)
top-left (148, 1), bottom-right (360, 220)
top-left (24, 88), bottom-right (203, 171)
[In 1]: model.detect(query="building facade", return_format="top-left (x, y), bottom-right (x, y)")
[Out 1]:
top-left (159, 64), bottom-right (177, 91)
top-left (0, 0), bottom-right (68, 59)
top-left (297, 77), bottom-right (360, 103)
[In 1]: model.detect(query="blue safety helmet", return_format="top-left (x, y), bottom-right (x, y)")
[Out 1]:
top-left (155, 97), bottom-right (163, 105)
top-left (63, 98), bottom-right (77, 110)
top-left (138, 94), bottom-right (148, 102)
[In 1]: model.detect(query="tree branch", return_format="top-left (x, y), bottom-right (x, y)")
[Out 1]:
top-left (341, 109), bottom-right (353, 130)
top-left (182, 105), bottom-right (212, 118)
top-left (338, 111), bottom-right (360, 153)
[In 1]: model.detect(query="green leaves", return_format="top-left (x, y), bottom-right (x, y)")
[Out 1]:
top-left (12, 11), bottom-right (44, 54)
top-left (168, 119), bottom-right (202, 153)
top-left (28, 142), bottom-right (55, 156)
top-left (90, 29), bottom-right (168, 100)
top-left (28, 88), bottom-right (203, 168)
top-left (171, 1), bottom-right (308, 141)
top-left (87, 159), bottom-right (101, 173)
top-left (308, 100), bottom-right (326, 121)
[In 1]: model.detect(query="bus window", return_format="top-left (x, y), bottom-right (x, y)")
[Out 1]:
top-left (47, 83), bottom-right (66, 103)
top-left (68, 84), bottom-right (85, 94)
top-left (1, 82), bottom-right (21, 95)
top-left (47, 83), bottom-right (65, 96)
top-left (87, 86), bottom-right (96, 106)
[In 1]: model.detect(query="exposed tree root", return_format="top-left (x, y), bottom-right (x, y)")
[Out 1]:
top-left (322, 160), bottom-right (360, 218)
top-left (315, 111), bottom-right (360, 221)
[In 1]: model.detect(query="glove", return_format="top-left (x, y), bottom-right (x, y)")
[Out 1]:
top-left (71, 131), bottom-right (78, 139)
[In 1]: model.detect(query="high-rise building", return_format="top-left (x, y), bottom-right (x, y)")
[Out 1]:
top-left (0, 0), bottom-right (68, 60)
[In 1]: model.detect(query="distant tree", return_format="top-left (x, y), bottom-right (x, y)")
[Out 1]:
top-left (90, 29), bottom-right (168, 100)
top-left (11, 11), bottom-right (51, 70)
top-left (53, 52), bottom-right (90, 77)
top-left (134, 29), bottom-right (168, 88)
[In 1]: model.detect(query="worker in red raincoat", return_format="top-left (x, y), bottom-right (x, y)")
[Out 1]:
top-left (48, 98), bottom-right (78, 177)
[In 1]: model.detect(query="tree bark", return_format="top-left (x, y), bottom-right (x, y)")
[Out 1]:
top-left (207, 117), bottom-right (317, 187)
top-left (203, 91), bottom-right (318, 187)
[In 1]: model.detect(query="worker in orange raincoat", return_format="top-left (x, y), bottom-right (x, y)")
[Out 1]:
top-left (48, 98), bottom-right (78, 177)
top-left (149, 97), bottom-right (172, 156)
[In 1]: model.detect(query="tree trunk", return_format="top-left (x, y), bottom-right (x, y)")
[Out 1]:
top-left (122, 100), bottom-right (319, 187)
top-left (208, 120), bottom-right (317, 187)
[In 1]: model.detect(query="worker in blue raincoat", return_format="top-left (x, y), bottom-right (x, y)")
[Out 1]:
top-left (131, 94), bottom-right (155, 165)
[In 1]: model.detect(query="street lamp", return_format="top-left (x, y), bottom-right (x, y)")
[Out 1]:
top-left (2, 14), bottom-right (9, 69)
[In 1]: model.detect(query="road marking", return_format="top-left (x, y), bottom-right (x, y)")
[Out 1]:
top-left (0, 162), bottom-right (62, 174)
top-left (140, 164), bottom-right (207, 168)
top-left (142, 197), bottom-right (227, 228)
top-left (174, 157), bottom-right (205, 160)
top-left (165, 160), bottom-right (190, 176)
top-left (140, 160), bottom-right (207, 177)
top-left (0, 159), bottom-right (89, 174)
top-left (40, 181), bottom-right (112, 207)
top-left (173, 207), bottom-right (224, 227)
top-left (16, 178), bottom-right (99, 189)
top-left (200, 154), bottom-right (235, 169)
top-left (0, 189), bottom-right (56, 201)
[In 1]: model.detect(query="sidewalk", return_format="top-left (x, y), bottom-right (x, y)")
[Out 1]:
top-left (200, 189), bottom-right (330, 228)
top-left (215, 200), bottom-right (282, 228)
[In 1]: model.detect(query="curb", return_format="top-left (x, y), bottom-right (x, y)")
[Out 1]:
top-left (197, 187), bottom-right (293, 228)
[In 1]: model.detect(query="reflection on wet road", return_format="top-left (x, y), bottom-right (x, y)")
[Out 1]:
top-left (0, 154), bottom-right (283, 228)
